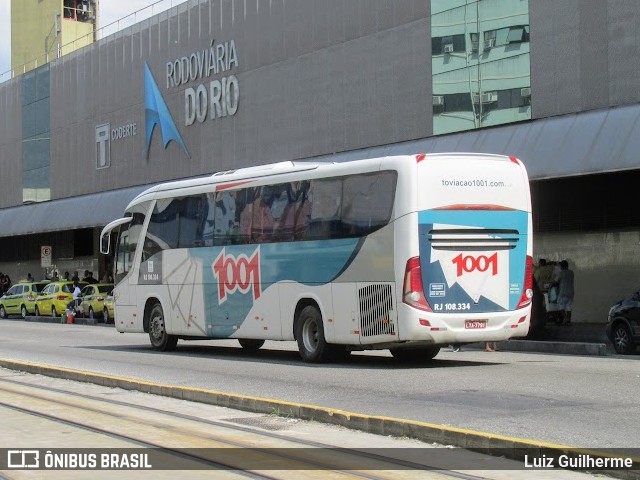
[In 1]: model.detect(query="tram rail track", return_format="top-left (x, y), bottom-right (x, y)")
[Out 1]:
top-left (0, 373), bottom-right (495, 480)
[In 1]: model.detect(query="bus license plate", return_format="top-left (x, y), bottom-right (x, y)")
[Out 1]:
top-left (465, 320), bottom-right (487, 329)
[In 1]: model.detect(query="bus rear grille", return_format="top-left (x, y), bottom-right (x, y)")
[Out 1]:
top-left (358, 283), bottom-right (395, 337)
top-left (428, 228), bottom-right (519, 251)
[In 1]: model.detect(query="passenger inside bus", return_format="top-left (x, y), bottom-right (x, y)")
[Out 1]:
top-left (279, 181), bottom-right (311, 241)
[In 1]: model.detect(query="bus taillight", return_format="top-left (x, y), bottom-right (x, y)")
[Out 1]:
top-left (516, 255), bottom-right (534, 309)
top-left (403, 257), bottom-right (432, 312)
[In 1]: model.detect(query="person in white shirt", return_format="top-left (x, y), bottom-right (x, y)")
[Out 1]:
top-left (67, 281), bottom-right (82, 312)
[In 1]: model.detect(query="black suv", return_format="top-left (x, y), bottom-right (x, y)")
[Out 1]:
top-left (606, 291), bottom-right (640, 354)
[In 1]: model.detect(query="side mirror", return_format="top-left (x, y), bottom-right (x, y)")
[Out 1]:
top-left (100, 234), bottom-right (111, 255)
top-left (101, 217), bottom-right (133, 254)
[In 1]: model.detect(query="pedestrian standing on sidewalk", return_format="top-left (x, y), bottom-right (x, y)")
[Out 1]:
top-left (485, 341), bottom-right (498, 352)
top-left (556, 260), bottom-right (575, 325)
top-left (67, 281), bottom-right (82, 312)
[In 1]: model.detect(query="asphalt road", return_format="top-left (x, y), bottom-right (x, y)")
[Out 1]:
top-left (0, 319), bottom-right (637, 450)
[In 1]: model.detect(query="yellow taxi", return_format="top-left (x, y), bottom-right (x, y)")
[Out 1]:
top-left (0, 281), bottom-right (50, 319)
top-left (104, 290), bottom-right (115, 324)
top-left (35, 281), bottom-right (86, 318)
top-left (78, 283), bottom-right (114, 323)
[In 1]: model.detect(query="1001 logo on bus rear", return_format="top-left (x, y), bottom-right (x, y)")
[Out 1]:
top-left (212, 248), bottom-right (261, 304)
top-left (451, 253), bottom-right (498, 277)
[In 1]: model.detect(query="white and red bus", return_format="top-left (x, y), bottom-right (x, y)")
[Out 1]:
top-left (101, 153), bottom-right (533, 362)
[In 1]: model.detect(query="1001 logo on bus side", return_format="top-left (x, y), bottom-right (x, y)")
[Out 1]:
top-left (451, 253), bottom-right (498, 277)
top-left (212, 248), bottom-right (261, 304)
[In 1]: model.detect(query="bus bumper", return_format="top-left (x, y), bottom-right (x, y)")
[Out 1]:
top-left (396, 304), bottom-right (531, 345)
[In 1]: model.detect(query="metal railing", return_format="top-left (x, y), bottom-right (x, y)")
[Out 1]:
top-left (0, 0), bottom-right (187, 84)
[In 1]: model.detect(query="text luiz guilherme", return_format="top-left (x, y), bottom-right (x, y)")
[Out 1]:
top-left (525, 454), bottom-right (633, 469)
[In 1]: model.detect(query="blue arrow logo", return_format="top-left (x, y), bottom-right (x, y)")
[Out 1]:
top-left (144, 62), bottom-right (190, 159)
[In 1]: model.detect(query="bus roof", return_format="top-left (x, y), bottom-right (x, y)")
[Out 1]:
top-left (128, 160), bottom-right (328, 206)
top-left (126, 153), bottom-right (525, 210)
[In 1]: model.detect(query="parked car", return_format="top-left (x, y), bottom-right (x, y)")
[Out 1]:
top-left (606, 290), bottom-right (640, 354)
top-left (104, 290), bottom-right (115, 324)
top-left (0, 281), bottom-right (50, 319)
top-left (35, 281), bottom-right (86, 318)
top-left (78, 283), bottom-right (114, 322)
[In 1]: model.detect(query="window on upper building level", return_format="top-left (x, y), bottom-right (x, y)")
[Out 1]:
top-left (63, 0), bottom-right (92, 22)
top-left (432, 34), bottom-right (466, 55)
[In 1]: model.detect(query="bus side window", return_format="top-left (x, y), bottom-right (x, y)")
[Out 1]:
top-left (278, 181), bottom-right (310, 241)
top-left (342, 171), bottom-right (396, 236)
top-left (306, 178), bottom-right (342, 240)
top-left (212, 191), bottom-right (237, 246)
top-left (237, 188), bottom-right (256, 245)
top-left (147, 198), bottom-right (180, 251)
top-left (179, 194), bottom-right (207, 248)
top-left (203, 193), bottom-right (216, 246)
top-left (250, 187), bottom-right (275, 243)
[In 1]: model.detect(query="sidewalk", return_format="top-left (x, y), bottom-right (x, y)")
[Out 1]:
top-left (501, 322), bottom-right (611, 356)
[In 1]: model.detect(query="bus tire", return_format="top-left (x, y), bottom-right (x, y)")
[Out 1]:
top-left (238, 339), bottom-right (265, 351)
top-left (295, 305), bottom-right (333, 363)
top-left (390, 346), bottom-right (440, 363)
top-left (148, 303), bottom-right (178, 351)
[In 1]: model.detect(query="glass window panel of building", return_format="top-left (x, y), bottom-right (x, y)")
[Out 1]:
top-left (431, 0), bottom-right (531, 135)
top-left (22, 65), bottom-right (51, 203)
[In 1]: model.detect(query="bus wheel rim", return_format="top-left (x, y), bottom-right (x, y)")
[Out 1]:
top-left (302, 319), bottom-right (318, 353)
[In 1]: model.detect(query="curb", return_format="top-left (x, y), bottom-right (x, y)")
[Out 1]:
top-left (0, 358), bottom-right (637, 479)
top-left (6, 315), bottom-right (99, 326)
top-left (500, 340), bottom-right (609, 356)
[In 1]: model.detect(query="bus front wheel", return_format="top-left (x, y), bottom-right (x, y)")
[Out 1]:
top-left (148, 303), bottom-right (178, 351)
top-left (295, 305), bottom-right (333, 363)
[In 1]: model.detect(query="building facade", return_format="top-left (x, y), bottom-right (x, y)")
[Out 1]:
top-left (1, 0), bottom-right (640, 323)
top-left (11, 0), bottom-right (98, 76)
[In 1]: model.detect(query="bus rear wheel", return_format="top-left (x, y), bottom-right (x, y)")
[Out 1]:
top-left (238, 339), bottom-right (265, 351)
top-left (390, 346), bottom-right (440, 363)
top-left (295, 305), bottom-right (335, 363)
top-left (148, 303), bottom-right (178, 351)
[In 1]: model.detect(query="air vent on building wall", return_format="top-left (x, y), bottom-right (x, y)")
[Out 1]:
top-left (433, 95), bottom-right (445, 106)
top-left (520, 87), bottom-right (531, 97)
top-left (473, 92), bottom-right (498, 104)
top-left (482, 92), bottom-right (498, 103)
top-left (443, 44), bottom-right (454, 54)
top-left (484, 38), bottom-right (495, 49)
